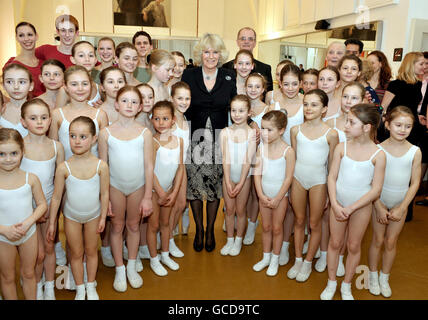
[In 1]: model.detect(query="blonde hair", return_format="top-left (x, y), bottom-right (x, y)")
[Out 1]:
top-left (149, 49), bottom-right (174, 69)
top-left (192, 33), bottom-right (229, 67)
top-left (397, 52), bottom-right (424, 84)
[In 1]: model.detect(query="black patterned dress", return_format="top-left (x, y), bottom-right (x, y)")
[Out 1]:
top-left (182, 67), bottom-right (237, 201)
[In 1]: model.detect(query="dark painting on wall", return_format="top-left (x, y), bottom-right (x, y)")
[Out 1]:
top-left (113, 0), bottom-right (170, 27)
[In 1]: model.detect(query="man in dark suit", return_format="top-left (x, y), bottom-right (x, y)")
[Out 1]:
top-left (222, 27), bottom-right (273, 92)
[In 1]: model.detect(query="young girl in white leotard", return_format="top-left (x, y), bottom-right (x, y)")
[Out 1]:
top-left (265, 59), bottom-right (294, 105)
top-left (100, 67), bottom-right (126, 126)
top-left (302, 69), bottom-right (319, 94)
top-left (148, 101), bottom-right (184, 276)
top-left (234, 50), bottom-right (255, 95)
top-left (253, 110), bottom-right (295, 276)
top-left (115, 42), bottom-right (141, 86)
top-left (288, 89), bottom-right (338, 283)
top-left (220, 95), bottom-right (257, 257)
top-left (368, 106), bottom-right (421, 298)
top-left (273, 64), bottom-right (304, 266)
top-left (169, 82), bottom-right (192, 258)
top-left (0, 64), bottom-right (34, 137)
top-left (136, 83), bottom-right (156, 134)
top-left (55, 41), bottom-right (103, 108)
top-left (47, 116), bottom-right (109, 300)
top-left (321, 104), bottom-right (386, 300)
top-left (317, 82), bottom-right (365, 274)
top-left (98, 86), bottom-right (153, 292)
top-left (38, 59), bottom-right (66, 110)
top-left (20, 99), bottom-right (65, 300)
top-left (318, 66), bottom-right (341, 122)
top-left (0, 128), bottom-right (47, 300)
top-left (147, 49), bottom-right (175, 103)
top-left (243, 73), bottom-right (268, 246)
top-left (49, 65), bottom-right (108, 160)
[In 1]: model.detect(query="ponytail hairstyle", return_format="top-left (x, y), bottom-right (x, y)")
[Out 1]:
top-left (349, 103), bottom-right (381, 141)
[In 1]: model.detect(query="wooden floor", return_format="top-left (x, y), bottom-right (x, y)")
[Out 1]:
top-left (13, 197), bottom-right (428, 300)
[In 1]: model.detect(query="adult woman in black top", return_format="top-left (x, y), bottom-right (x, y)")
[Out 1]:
top-left (182, 33), bottom-right (237, 252)
top-left (381, 51), bottom-right (425, 220)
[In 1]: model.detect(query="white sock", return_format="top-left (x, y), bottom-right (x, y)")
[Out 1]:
top-left (127, 259), bottom-right (136, 270)
top-left (370, 271), bottom-right (379, 277)
top-left (101, 246), bottom-right (111, 255)
top-left (55, 242), bottom-right (62, 250)
top-left (303, 259), bottom-right (312, 265)
top-left (263, 252), bottom-right (271, 261)
top-left (116, 265), bottom-right (126, 274)
top-left (320, 251), bottom-right (327, 257)
top-left (339, 255), bottom-right (344, 262)
top-left (161, 251), bottom-right (170, 259)
top-left (226, 237), bottom-right (234, 245)
top-left (234, 236), bottom-right (242, 244)
top-left (45, 280), bottom-right (55, 288)
top-left (341, 282), bottom-right (351, 290)
top-left (327, 279), bottom-right (337, 286)
top-left (295, 257), bottom-right (303, 263)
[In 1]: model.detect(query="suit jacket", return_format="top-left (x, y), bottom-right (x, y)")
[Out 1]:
top-left (223, 58), bottom-right (273, 92)
top-left (182, 67), bottom-right (237, 138)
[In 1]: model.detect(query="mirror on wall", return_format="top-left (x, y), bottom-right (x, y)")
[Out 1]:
top-left (258, 21), bottom-right (383, 85)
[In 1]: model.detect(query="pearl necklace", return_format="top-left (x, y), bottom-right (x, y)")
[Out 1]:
top-left (202, 68), bottom-right (218, 81)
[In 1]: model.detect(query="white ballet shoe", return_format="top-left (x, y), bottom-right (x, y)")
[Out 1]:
top-left (315, 251), bottom-right (327, 272)
top-left (74, 284), bottom-right (86, 300)
top-left (138, 245), bottom-right (150, 260)
top-left (43, 281), bottom-right (56, 300)
top-left (220, 238), bottom-right (234, 256)
top-left (266, 254), bottom-right (279, 276)
top-left (243, 221), bottom-right (256, 245)
top-left (55, 242), bottom-right (67, 266)
top-left (296, 261), bottom-right (312, 282)
top-left (253, 253), bottom-right (271, 272)
top-left (320, 280), bottom-right (337, 300)
top-left (135, 256), bottom-right (143, 272)
top-left (379, 272), bottom-right (392, 298)
top-left (340, 282), bottom-right (354, 300)
top-left (150, 256), bottom-right (168, 276)
top-left (169, 238), bottom-right (184, 258)
top-left (160, 252), bottom-right (179, 271)
top-left (86, 282), bottom-right (99, 300)
top-left (126, 260), bottom-right (143, 288)
top-left (279, 242), bottom-right (290, 266)
top-left (37, 281), bottom-right (44, 300)
top-left (287, 259), bottom-right (303, 280)
top-left (369, 271), bottom-right (380, 296)
top-left (101, 246), bottom-right (115, 268)
top-left (229, 237), bottom-right (243, 256)
top-left (113, 265), bottom-right (127, 292)
top-left (336, 256), bottom-right (345, 277)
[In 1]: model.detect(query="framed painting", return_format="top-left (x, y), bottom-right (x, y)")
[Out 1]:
top-left (113, 0), bottom-right (171, 28)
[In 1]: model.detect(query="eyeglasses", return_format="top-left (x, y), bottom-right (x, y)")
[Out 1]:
top-left (238, 37), bottom-right (255, 42)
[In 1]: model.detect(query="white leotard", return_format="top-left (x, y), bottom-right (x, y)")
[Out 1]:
top-left (323, 104), bottom-right (341, 122)
top-left (261, 144), bottom-right (290, 198)
top-left (153, 136), bottom-right (180, 192)
top-left (106, 127), bottom-right (147, 196)
top-left (88, 83), bottom-right (101, 107)
top-left (0, 172), bottom-right (36, 245)
top-left (273, 102), bottom-right (304, 145)
top-left (336, 141), bottom-right (382, 207)
top-left (0, 116), bottom-right (28, 137)
top-left (172, 117), bottom-right (190, 163)
top-left (294, 126), bottom-right (331, 190)
top-left (226, 128), bottom-right (250, 184)
top-left (333, 118), bottom-right (347, 143)
top-left (379, 145), bottom-right (419, 209)
top-left (58, 108), bottom-right (100, 160)
top-left (63, 160), bottom-right (101, 224)
top-left (20, 140), bottom-right (57, 205)
top-left (251, 106), bottom-right (268, 129)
